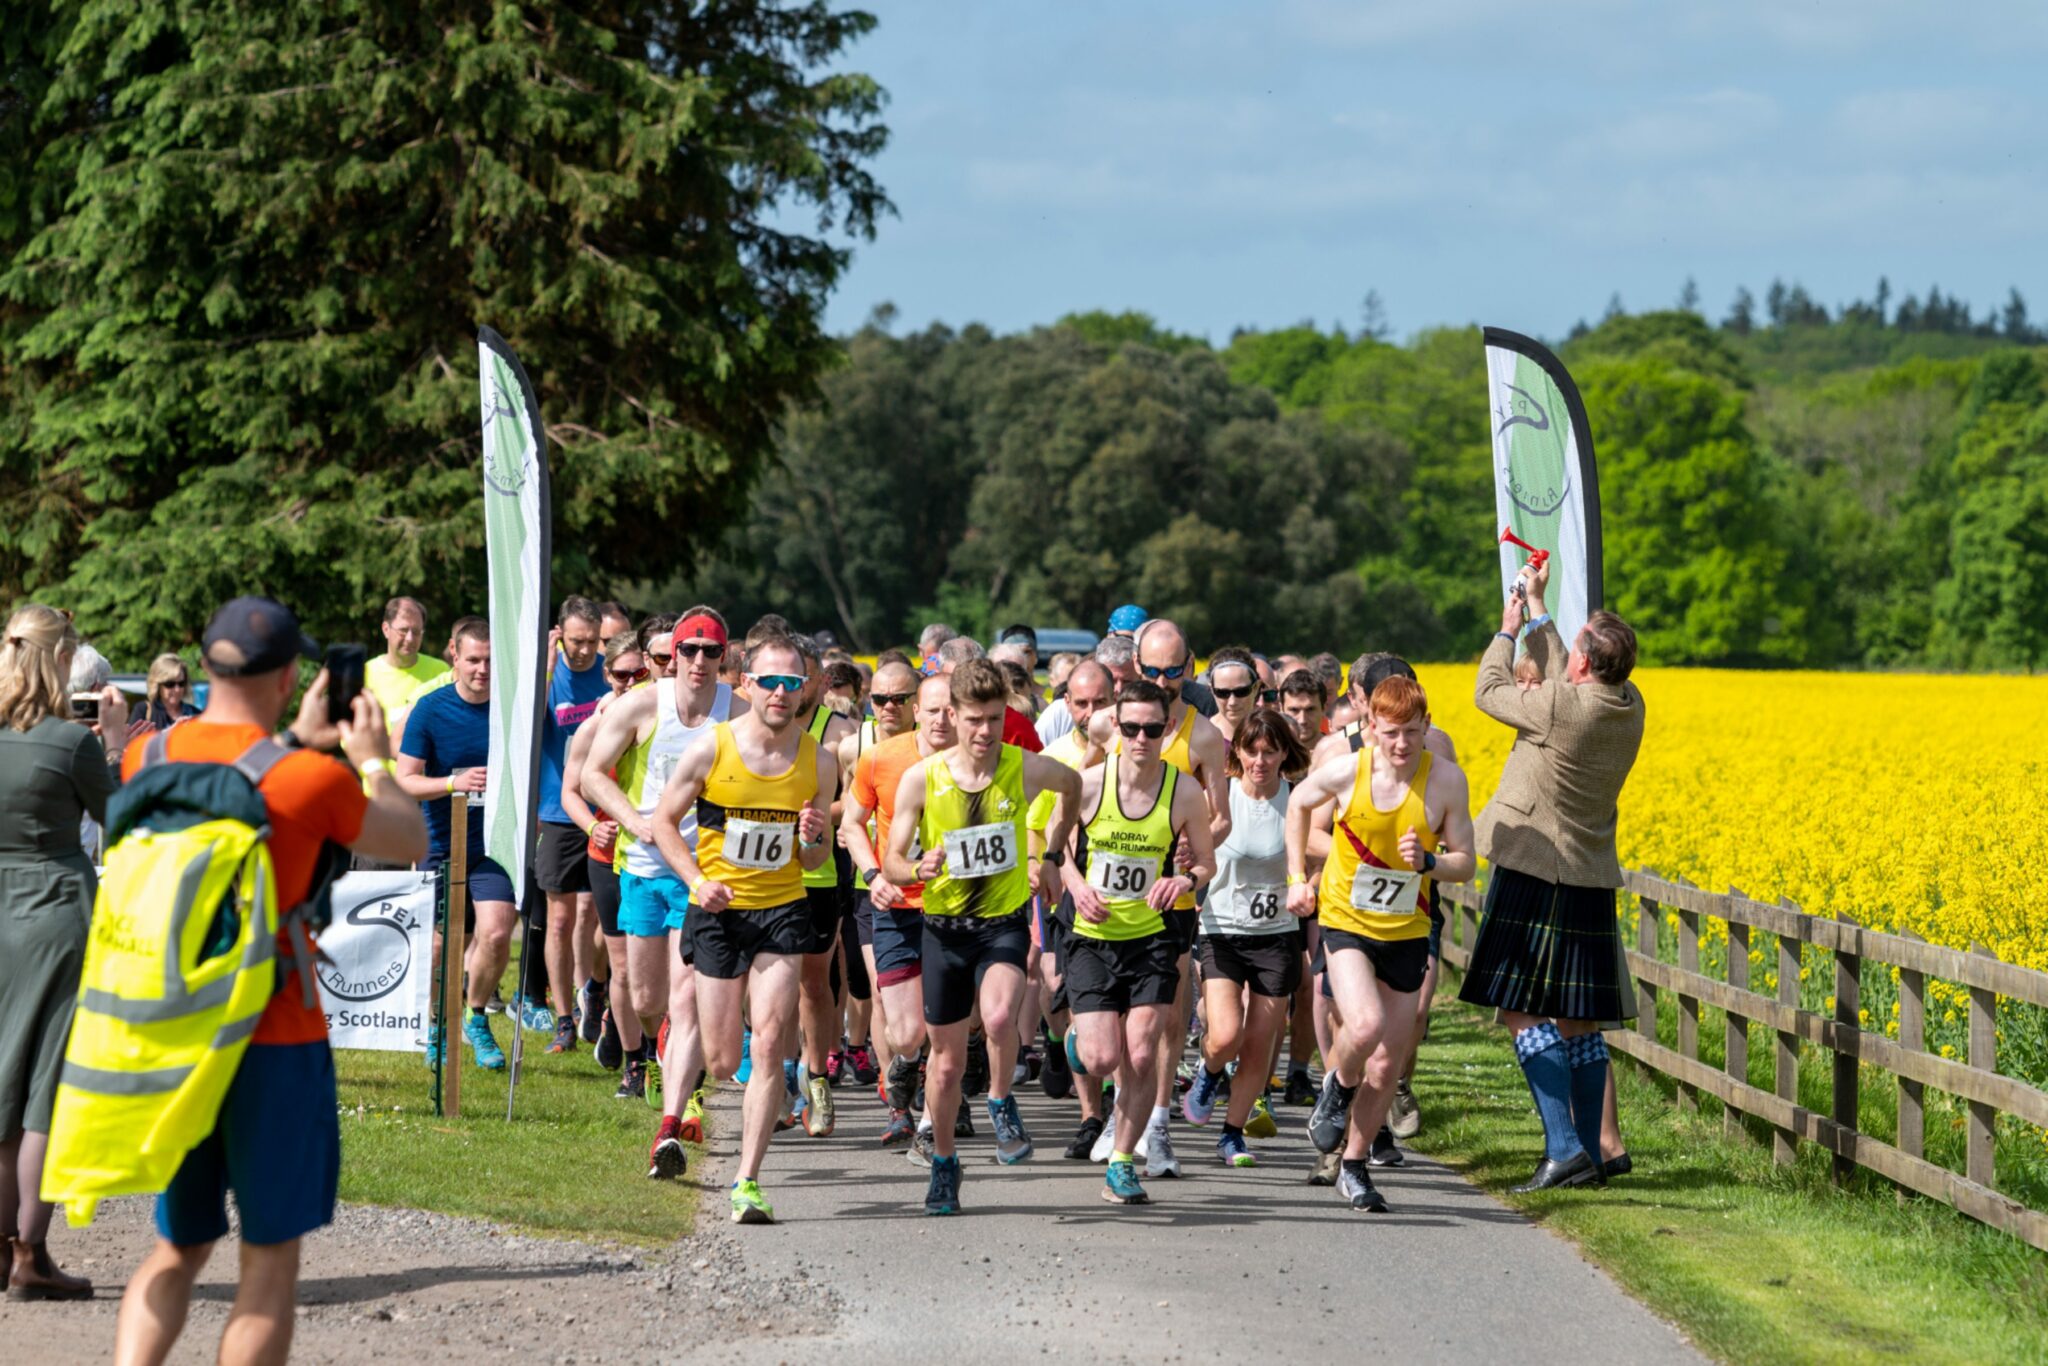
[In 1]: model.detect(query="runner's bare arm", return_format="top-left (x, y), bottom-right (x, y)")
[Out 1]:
top-left (1426, 759), bottom-right (1478, 884)
top-left (651, 733), bottom-right (717, 902)
top-left (1168, 770), bottom-right (1217, 899)
top-left (1188, 716), bottom-right (1233, 847)
top-left (1284, 755), bottom-right (1353, 912)
top-left (1058, 767), bottom-right (1110, 924)
top-left (880, 760), bottom-right (930, 888)
top-left (1427, 725), bottom-right (1458, 764)
top-left (796, 746), bottom-right (839, 871)
top-left (1023, 752), bottom-right (1084, 867)
top-left (578, 688), bottom-right (656, 839)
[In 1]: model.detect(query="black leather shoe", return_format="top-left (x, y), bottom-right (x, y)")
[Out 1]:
top-left (1510, 1149), bottom-right (1598, 1192)
top-left (1602, 1152), bottom-right (1633, 1180)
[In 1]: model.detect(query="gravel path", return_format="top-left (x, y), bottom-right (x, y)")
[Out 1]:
top-left (5, 1060), bottom-right (1700, 1364)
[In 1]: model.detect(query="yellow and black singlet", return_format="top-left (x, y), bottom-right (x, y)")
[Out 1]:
top-left (695, 722), bottom-right (819, 910)
top-left (1318, 747), bottom-right (1433, 942)
top-left (919, 744), bottom-right (1031, 919)
top-left (1075, 762), bottom-right (1181, 943)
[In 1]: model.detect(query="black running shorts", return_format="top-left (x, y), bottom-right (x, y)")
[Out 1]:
top-left (688, 900), bottom-right (811, 981)
top-left (591, 858), bottom-right (622, 937)
top-left (1063, 932), bottom-right (1179, 1016)
top-left (534, 820), bottom-right (592, 894)
top-left (1198, 929), bottom-right (1304, 998)
top-left (921, 908), bottom-right (1031, 1027)
top-left (1320, 927), bottom-right (1429, 995)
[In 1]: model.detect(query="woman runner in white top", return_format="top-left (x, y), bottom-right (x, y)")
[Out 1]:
top-left (1182, 709), bottom-right (1312, 1164)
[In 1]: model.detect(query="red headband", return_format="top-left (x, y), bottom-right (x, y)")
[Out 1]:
top-left (675, 614), bottom-right (728, 646)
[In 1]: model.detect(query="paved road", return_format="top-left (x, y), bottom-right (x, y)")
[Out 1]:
top-left (702, 1066), bottom-right (1705, 1365)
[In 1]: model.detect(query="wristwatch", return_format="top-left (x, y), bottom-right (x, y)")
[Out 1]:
top-left (1421, 850), bottom-right (1438, 875)
top-left (1043, 849), bottom-right (1065, 870)
top-left (861, 866), bottom-right (879, 888)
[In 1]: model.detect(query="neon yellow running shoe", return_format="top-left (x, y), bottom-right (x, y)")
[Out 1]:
top-left (679, 1087), bottom-right (706, 1144)
top-left (1245, 1095), bottom-right (1279, 1139)
top-left (730, 1178), bottom-right (775, 1225)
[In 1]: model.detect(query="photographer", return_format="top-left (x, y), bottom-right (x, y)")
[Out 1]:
top-left (1456, 558), bottom-right (1646, 1192)
top-left (0, 604), bottom-right (126, 1299)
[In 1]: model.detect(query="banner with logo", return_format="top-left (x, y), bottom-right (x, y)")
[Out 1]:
top-left (477, 326), bottom-right (553, 898)
top-left (316, 873), bottom-right (436, 1051)
top-left (1483, 327), bottom-right (1604, 646)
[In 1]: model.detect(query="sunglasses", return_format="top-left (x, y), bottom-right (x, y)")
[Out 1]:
top-left (749, 673), bottom-right (805, 695)
top-left (1138, 660), bottom-right (1189, 682)
top-left (872, 691), bottom-right (914, 707)
top-left (1118, 720), bottom-right (1168, 739)
top-left (609, 666), bottom-right (649, 684)
top-left (163, 678), bottom-right (190, 688)
top-left (649, 652), bottom-right (672, 667)
top-left (1211, 683), bottom-right (1256, 700)
top-left (1260, 689), bottom-right (1279, 705)
top-left (676, 642), bottom-right (724, 661)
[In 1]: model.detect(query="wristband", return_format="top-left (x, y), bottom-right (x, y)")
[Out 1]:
top-left (1287, 873), bottom-right (1306, 886)
top-left (358, 758), bottom-right (397, 794)
top-left (445, 774), bottom-right (456, 794)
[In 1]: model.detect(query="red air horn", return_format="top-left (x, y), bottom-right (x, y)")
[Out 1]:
top-left (1499, 525), bottom-right (1549, 568)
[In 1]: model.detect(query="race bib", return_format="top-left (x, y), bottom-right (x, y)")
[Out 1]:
top-left (1238, 883), bottom-right (1284, 923)
top-left (723, 817), bottom-right (794, 871)
top-left (943, 822), bottom-right (1017, 879)
top-left (1089, 853), bottom-right (1158, 900)
top-left (1349, 864), bottom-right (1420, 915)
top-left (646, 749), bottom-right (680, 795)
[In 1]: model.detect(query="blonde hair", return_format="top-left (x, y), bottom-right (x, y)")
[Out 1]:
top-left (146, 652), bottom-right (189, 707)
top-left (1, 604), bottom-right (79, 732)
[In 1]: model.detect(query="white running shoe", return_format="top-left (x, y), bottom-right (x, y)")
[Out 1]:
top-left (1090, 1122), bottom-right (1117, 1164)
top-left (1144, 1123), bottom-right (1181, 1179)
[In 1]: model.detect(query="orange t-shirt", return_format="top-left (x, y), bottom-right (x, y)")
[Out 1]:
top-left (850, 730), bottom-right (926, 909)
top-left (122, 722), bottom-right (368, 1045)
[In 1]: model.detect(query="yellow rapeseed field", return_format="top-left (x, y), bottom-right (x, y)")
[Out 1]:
top-left (1414, 665), bottom-right (2048, 975)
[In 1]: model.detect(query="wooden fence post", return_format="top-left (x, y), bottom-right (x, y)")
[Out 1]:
top-left (1968, 943), bottom-right (1998, 1189)
top-left (443, 793), bottom-right (470, 1120)
top-left (1726, 890), bottom-right (1750, 1140)
top-left (1677, 897), bottom-right (1701, 1112)
top-left (1636, 894), bottom-right (1660, 1046)
top-left (1897, 930), bottom-right (1925, 1164)
top-left (1774, 899), bottom-right (1801, 1167)
top-left (1832, 908), bottom-right (1860, 1185)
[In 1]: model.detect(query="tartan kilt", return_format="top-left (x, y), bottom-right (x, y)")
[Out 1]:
top-left (1457, 866), bottom-right (1634, 1022)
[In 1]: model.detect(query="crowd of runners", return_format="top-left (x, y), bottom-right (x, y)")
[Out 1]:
top-left (372, 588), bottom-right (1627, 1225)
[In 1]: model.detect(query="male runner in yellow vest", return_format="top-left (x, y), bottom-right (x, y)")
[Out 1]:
top-left (651, 633), bottom-right (838, 1225)
top-left (881, 660), bottom-right (1082, 1214)
top-left (1284, 675), bottom-right (1476, 1213)
top-left (792, 634), bottom-right (856, 1136)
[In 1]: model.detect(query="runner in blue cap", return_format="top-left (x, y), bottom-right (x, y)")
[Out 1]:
top-left (1107, 604), bottom-right (1148, 639)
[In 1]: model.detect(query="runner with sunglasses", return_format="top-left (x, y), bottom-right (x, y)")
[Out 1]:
top-left (1204, 646), bottom-right (1262, 744)
top-left (1064, 678), bottom-right (1216, 1206)
top-left (649, 633), bottom-right (836, 1224)
top-left (832, 660), bottom-right (919, 1099)
top-left (880, 661), bottom-right (1082, 1214)
top-left (791, 634), bottom-right (857, 1138)
top-left (1082, 619), bottom-right (1230, 1176)
top-left (1284, 675), bottom-right (1477, 1213)
top-left (580, 610), bottom-right (742, 1176)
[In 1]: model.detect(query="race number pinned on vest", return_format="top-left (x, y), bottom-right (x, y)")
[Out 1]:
top-left (723, 817), bottom-right (794, 871)
top-left (943, 822), bottom-right (1016, 879)
top-left (1350, 865), bottom-right (1420, 915)
top-left (1238, 884), bottom-right (1284, 922)
top-left (1090, 852), bottom-right (1158, 900)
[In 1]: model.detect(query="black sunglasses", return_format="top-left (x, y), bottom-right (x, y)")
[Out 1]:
top-left (1211, 683), bottom-right (1256, 700)
top-left (1118, 720), bottom-right (1168, 739)
top-left (675, 643), bottom-right (724, 661)
top-left (871, 691), bottom-right (914, 706)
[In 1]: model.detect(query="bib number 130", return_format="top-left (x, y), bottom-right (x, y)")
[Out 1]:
top-left (1090, 854), bottom-right (1157, 899)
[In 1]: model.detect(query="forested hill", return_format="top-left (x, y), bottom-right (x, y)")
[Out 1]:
top-left (669, 298), bottom-right (2048, 671)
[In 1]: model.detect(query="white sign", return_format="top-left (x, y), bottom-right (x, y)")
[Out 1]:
top-left (315, 872), bottom-right (435, 1051)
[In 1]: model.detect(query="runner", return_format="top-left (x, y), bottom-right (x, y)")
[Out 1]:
top-left (1285, 675), bottom-right (1477, 1213)
top-left (1276, 668), bottom-right (1328, 745)
top-left (1203, 646), bottom-right (1261, 745)
top-left (1182, 708), bottom-right (1312, 1166)
top-left (582, 609), bottom-right (741, 1176)
top-left (880, 660), bottom-right (1083, 1214)
top-left (649, 634), bottom-right (838, 1225)
top-left (1062, 679), bottom-right (1216, 1206)
top-left (793, 633), bottom-right (856, 1137)
top-left (534, 597), bottom-right (610, 1051)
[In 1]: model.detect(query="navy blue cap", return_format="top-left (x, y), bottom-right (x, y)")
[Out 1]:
top-left (202, 596), bottom-right (320, 677)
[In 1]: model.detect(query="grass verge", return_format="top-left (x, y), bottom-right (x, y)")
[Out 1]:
top-left (1409, 987), bottom-right (2048, 1366)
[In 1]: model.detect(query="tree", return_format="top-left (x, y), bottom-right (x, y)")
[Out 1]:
top-left (1875, 276), bottom-right (1892, 326)
top-left (1677, 277), bottom-right (1701, 313)
top-left (1603, 292), bottom-right (1626, 323)
top-left (2002, 288), bottom-right (2032, 342)
top-left (0, 0), bottom-right (889, 659)
top-left (1723, 287), bottom-right (1755, 335)
top-left (1359, 290), bottom-right (1391, 341)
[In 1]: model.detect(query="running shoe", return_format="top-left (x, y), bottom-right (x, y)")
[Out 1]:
top-left (616, 1056), bottom-right (647, 1101)
top-left (953, 1103), bottom-right (975, 1139)
top-left (730, 1178), bottom-right (774, 1225)
top-left (423, 1024), bottom-right (442, 1069)
top-left (1369, 1124), bottom-right (1405, 1168)
top-left (1307, 1150), bottom-right (1342, 1186)
top-left (657, 1014), bottom-right (671, 1069)
top-left (1174, 1058), bottom-right (1198, 1096)
top-left (484, 990), bottom-right (506, 1015)
top-left (963, 1033), bottom-right (990, 1097)
top-left (990, 1096), bottom-right (1034, 1164)
top-left (879, 1109), bottom-right (915, 1147)
top-left (463, 1014), bottom-right (506, 1070)
top-left (1183, 1067), bottom-right (1224, 1125)
top-left (1064, 1116), bottom-right (1105, 1160)
top-left (925, 1155), bottom-right (962, 1215)
top-left (649, 1116), bottom-right (688, 1180)
top-left (1390, 1078), bottom-right (1422, 1139)
top-left (1217, 1131), bottom-right (1256, 1168)
top-left (1144, 1123), bottom-right (1181, 1179)
top-left (1308, 1072), bottom-right (1353, 1154)
top-left (805, 1073), bottom-right (836, 1137)
top-left (680, 1087), bottom-right (706, 1144)
top-left (1089, 1121), bottom-right (1118, 1164)
top-left (735, 1026), bottom-right (754, 1083)
top-left (1102, 1159), bottom-right (1149, 1205)
top-left (1338, 1162), bottom-right (1390, 1212)
top-left (825, 1046), bottom-right (847, 1087)
top-left (595, 1007), bottom-right (623, 1070)
top-left (1245, 1095), bottom-right (1280, 1139)
top-left (884, 1054), bottom-right (920, 1113)
top-left (848, 1043), bottom-right (879, 1086)
top-left (546, 1016), bottom-right (577, 1054)
top-left (578, 979), bottom-right (606, 1045)
top-left (908, 1126), bottom-right (936, 1168)
top-left (1283, 1067), bottom-right (1318, 1107)
top-left (1040, 1028), bottom-right (1074, 1100)
top-left (515, 996), bottom-right (556, 1034)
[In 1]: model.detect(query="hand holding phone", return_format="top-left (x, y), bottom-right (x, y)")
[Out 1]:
top-left (325, 644), bottom-right (368, 725)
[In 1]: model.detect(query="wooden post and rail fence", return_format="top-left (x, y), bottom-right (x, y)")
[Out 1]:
top-left (1435, 869), bottom-right (2048, 1253)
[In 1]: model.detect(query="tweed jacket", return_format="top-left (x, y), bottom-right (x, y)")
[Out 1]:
top-left (1473, 621), bottom-right (1644, 889)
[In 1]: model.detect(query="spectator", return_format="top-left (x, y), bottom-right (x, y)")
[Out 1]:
top-left (596, 601), bottom-right (633, 642)
top-left (112, 596), bottom-right (425, 1363)
top-left (67, 641), bottom-right (118, 861)
top-left (365, 597), bottom-right (449, 738)
top-left (0, 603), bottom-right (125, 1299)
top-left (126, 652), bottom-right (200, 741)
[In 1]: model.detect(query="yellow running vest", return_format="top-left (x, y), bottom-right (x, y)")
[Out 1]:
top-left (1318, 747), bottom-right (1434, 941)
top-left (695, 723), bottom-right (819, 910)
top-left (1076, 762), bottom-right (1181, 942)
top-left (1113, 704), bottom-right (1200, 910)
top-left (802, 708), bottom-right (838, 890)
top-left (919, 745), bottom-right (1031, 919)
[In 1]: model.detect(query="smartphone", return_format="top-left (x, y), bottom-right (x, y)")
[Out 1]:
top-left (325, 643), bottom-right (368, 724)
top-left (69, 692), bottom-right (101, 722)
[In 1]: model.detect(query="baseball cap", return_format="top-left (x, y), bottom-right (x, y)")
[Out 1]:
top-left (201, 596), bottom-right (320, 677)
top-left (997, 623), bottom-right (1038, 651)
top-left (1107, 604), bottom-right (1148, 636)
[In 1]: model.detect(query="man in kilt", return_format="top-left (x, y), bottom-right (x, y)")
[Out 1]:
top-left (1458, 557), bottom-right (1645, 1191)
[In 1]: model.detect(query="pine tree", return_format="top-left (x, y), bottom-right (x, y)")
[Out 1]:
top-left (1723, 287), bottom-right (1756, 336)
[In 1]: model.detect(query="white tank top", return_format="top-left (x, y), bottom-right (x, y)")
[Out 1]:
top-left (1200, 777), bottom-right (1292, 936)
top-left (622, 679), bottom-right (732, 878)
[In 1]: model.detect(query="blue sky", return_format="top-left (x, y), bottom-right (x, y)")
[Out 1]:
top-left (809, 0), bottom-right (2048, 344)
